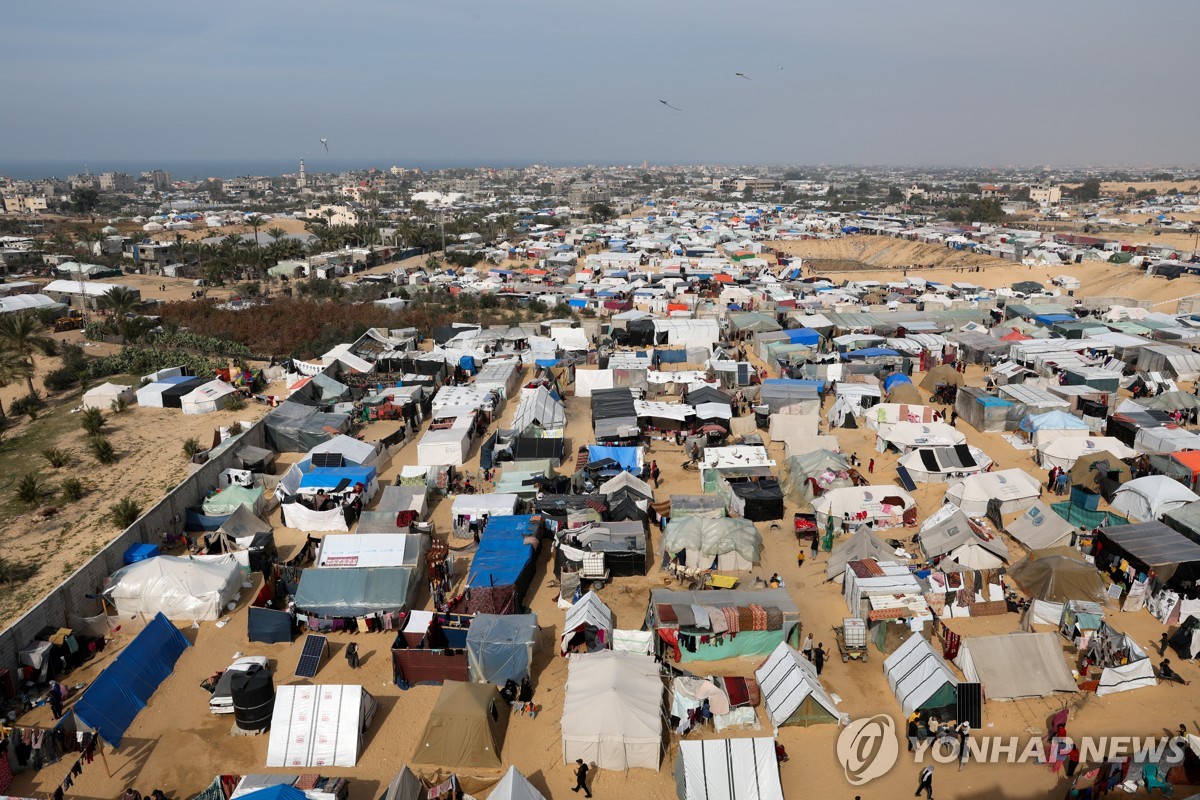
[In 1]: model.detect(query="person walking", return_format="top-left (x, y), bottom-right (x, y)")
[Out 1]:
top-left (1065, 744), bottom-right (1081, 778)
top-left (1162, 631), bottom-right (1172, 656)
top-left (572, 759), bottom-right (592, 798)
top-left (345, 642), bottom-right (360, 669)
top-left (868, 458), bottom-right (875, 474)
top-left (956, 721), bottom-right (970, 770)
top-left (802, 633), bottom-right (814, 661)
top-left (949, 410), bottom-right (958, 428)
top-left (813, 642), bottom-right (827, 675)
top-left (811, 532), bottom-right (820, 558)
top-left (48, 682), bottom-right (63, 720)
top-left (650, 460), bottom-right (660, 488)
top-left (914, 765), bottom-right (934, 799)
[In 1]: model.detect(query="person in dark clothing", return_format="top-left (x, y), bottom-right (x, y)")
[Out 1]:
top-left (519, 676), bottom-right (533, 704)
top-left (345, 642), bottom-right (360, 669)
top-left (914, 765), bottom-right (934, 799)
top-left (1161, 658), bottom-right (1190, 685)
top-left (572, 759), bottom-right (592, 797)
top-left (949, 410), bottom-right (958, 427)
top-left (651, 460), bottom-right (660, 488)
top-left (1161, 632), bottom-right (1171, 656)
top-left (1065, 744), bottom-right (1080, 778)
top-left (907, 715), bottom-right (920, 751)
top-left (813, 643), bottom-right (827, 675)
top-left (811, 534), bottom-right (820, 557)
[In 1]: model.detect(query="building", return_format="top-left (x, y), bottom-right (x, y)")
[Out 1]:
top-left (141, 170), bottom-right (172, 191)
top-left (711, 176), bottom-right (779, 193)
top-left (99, 172), bottom-right (136, 193)
top-left (132, 242), bottom-right (187, 276)
top-left (1029, 184), bottom-right (1062, 206)
top-left (0, 191), bottom-right (48, 214)
top-left (980, 184), bottom-right (1006, 199)
top-left (306, 204), bottom-right (360, 226)
top-left (903, 184), bottom-right (927, 202)
top-left (68, 173), bottom-right (100, 191)
top-left (42, 280), bottom-right (142, 311)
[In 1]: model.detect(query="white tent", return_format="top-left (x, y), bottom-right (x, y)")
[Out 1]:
top-left (918, 509), bottom-right (1010, 569)
top-left (1110, 476), bottom-right (1199, 522)
top-left (875, 421), bottom-right (965, 452)
top-left (898, 446), bottom-right (992, 483)
top-left (490, 767), bottom-right (546, 800)
top-left (104, 555), bottom-right (242, 622)
top-left (944, 469), bottom-right (1043, 515)
top-left (1039, 437), bottom-right (1137, 470)
top-left (812, 485), bottom-right (915, 531)
top-left (768, 413), bottom-right (818, 442)
top-left (82, 382), bottom-right (135, 411)
top-left (417, 425), bottom-right (472, 466)
top-left (1006, 501), bottom-right (1075, 550)
top-left (180, 379), bottom-right (239, 415)
top-left (883, 635), bottom-right (959, 717)
top-left (308, 435), bottom-right (379, 467)
top-left (135, 379), bottom-right (176, 408)
top-left (575, 369), bottom-right (614, 398)
top-left (1096, 635), bottom-right (1156, 697)
top-left (677, 738), bottom-right (783, 800)
top-left (755, 642), bottom-right (841, 728)
top-left (561, 651), bottom-right (663, 771)
top-left (450, 493), bottom-right (519, 522)
top-left (316, 533), bottom-right (429, 569)
top-left (266, 685), bottom-right (378, 767)
top-left (953, 633), bottom-right (1078, 700)
top-left (561, 591), bottom-right (614, 654)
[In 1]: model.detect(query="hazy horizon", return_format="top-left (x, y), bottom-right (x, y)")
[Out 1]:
top-left (5, 1), bottom-right (1198, 169)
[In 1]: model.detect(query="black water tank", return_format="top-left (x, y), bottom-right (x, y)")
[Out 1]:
top-left (230, 665), bottom-right (274, 731)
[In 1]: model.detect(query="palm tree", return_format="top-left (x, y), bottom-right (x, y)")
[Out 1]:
top-left (99, 287), bottom-right (141, 343)
top-left (267, 227), bottom-right (287, 243)
top-left (245, 214), bottom-right (267, 248)
top-left (0, 343), bottom-right (34, 426)
top-left (0, 312), bottom-right (54, 397)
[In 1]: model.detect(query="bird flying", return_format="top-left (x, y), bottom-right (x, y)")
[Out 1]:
top-left (320, 138), bottom-right (329, 152)
top-left (659, 100), bottom-right (683, 111)
top-left (735, 72), bottom-right (751, 80)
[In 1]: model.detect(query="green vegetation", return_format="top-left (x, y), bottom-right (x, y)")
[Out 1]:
top-left (109, 496), bottom-right (142, 529)
top-left (60, 477), bottom-right (85, 502)
top-left (15, 474), bottom-right (49, 507)
top-left (80, 407), bottom-right (106, 436)
top-left (41, 448), bottom-right (70, 469)
top-left (0, 312), bottom-right (56, 398)
top-left (182, 437), bottom-right (203, 459)
top-left (87, 436), bottom-right (116, 464)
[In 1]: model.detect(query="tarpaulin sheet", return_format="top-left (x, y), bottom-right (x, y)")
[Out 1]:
top-left (298, 465), bottom-right (377, 490)
top-left (587, 445), bottom-right (641, 473)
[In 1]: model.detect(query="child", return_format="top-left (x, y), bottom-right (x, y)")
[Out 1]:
top-left (796, 550), bottom-right (806, 569)
top-left (526, 701), bottom-right (538, 719)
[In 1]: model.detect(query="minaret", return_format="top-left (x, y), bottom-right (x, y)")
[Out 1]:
top-left (297, 158), bottom-right (306, 188)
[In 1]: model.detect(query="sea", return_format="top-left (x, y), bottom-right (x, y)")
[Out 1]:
top-left (0, 157), bottom-right (494, 181)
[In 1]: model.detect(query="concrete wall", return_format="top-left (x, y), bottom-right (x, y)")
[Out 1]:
top-left (1074, 296), bottom-right (1155, 311)
top-left (0, 418), bottom-right (268, 679)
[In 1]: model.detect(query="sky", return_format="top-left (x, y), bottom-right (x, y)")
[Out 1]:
top-left (3, 0), bottom-right (1198, 173)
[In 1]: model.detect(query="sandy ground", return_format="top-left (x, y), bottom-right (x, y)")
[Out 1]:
top-left (6, 346), bottom-right (1200, 800)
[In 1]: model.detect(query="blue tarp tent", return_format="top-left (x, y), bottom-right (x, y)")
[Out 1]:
top-left (1035, 314), bottom-right (1077, 325)
top-left (460, 356), bottom-right (477, 375)
top-left (762, 378), bottom-right (826, 395)
top-left (237, 786), bottom-right (309, 800)
top-left (298, 465), bottom-right (376, 491)
top-left (655, 349), bottom-right (687, 364)
top-left (467, 537), bottom-right (534, 590)
top-left (535, 358), bottom-right (563, 368)
top-left (783, 328), bottom-right (822, 346)
top-left (483, 514), bottom-right (540, 539)
top-left (587, 445), bottom-right (641, 473)
top-left (883, 373), bottom-right (913, 392)
top-left (73, 613), bottom-right (190, 746)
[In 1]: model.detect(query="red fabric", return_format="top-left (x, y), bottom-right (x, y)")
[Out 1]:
top-left (943, 629), bottom-right (961, 660)
top-left (658, 629), bottom-right (681, 662)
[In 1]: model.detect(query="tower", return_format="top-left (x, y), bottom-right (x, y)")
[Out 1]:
top-left (297, 158), bottom-right (306, 188)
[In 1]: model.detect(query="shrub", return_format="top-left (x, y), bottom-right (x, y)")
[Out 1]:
top-left (41, 448), bottom-right (70, 468)
top-left (80, 407), bottom-right (105, 436)
top-left (87, 436), bottom-right (116, 464)
top-left (16, 474), bottom-right (48, 506)
top-left (228, 421), bottom-right (243, 435)
top-left (10, 394), bottom-right (42, 418)
top-left (110, 395), bottom-right (128, 413)
top-left (225, 396), bottom-right (246, 411)
top-left (109, 496), bottom-right (142, 528)
top-left (60, 477), bottom-right (86, 502)
top-left (43, 367), bottom-right (78, 393)
top-left (182, 437), bottom-right (203, 459)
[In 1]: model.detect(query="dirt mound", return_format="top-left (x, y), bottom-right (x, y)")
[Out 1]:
top-left (772, 236), bottom-right (1014, 271)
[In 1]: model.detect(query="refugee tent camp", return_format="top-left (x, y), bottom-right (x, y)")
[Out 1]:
top-left (825, 528), bottom-right (897, 582)
top-left (180, 379), bottom-right (240, 414)
top-left (561, 650), bottom-right (663, 771)
top-left (918, 508), bottom-right (1010, 569)
top-left (812, 485), bottom-right (916, 531)
top-left (489, 767), bottom-right (546, 800)
top-left (944, 469), bottom-right (1042, 515)
top-left (897, 445), bottom-right (992, 482)
top-left (1039, 437), bottom-right (1136, 470)
top-left (82, 382), bottom-right (135, 411)
top-left (755, 642), bottom-right (841, 728)
top-left (1110, 475), bottom-right (1199, 522)
top-left (561, 591), bottom-right (614, 655)
top-left (875, 421), bottom-right (966, 452)
top-left (411, 680), bottom-right (509, 770)
top-left (675, 738), bottom-right (783, 800)
top-left (267, 684), bottom-right (379, 767)
top-left (104, 555), bottom-right (242, 621)
top-left (883, 634), bottom-right (959, 717)
top-left (953, 633), bottom-right (1078, 700)
top-left (1005, 501), bottom-right (1076, 550)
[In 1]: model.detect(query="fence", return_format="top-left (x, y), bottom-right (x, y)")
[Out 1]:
top-left (0, 418), bottom-right (269, 680)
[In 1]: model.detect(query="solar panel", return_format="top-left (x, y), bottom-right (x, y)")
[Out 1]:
top-left (295, 634), bottom-right (327, 678)
top-left (311, 452), bottom-right (344, 468)
top-left (895, 465), bottom-right (918, 493)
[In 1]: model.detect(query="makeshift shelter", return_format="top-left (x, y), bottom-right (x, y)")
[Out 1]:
top-left (411, 680), bottom-right (509, 770)
top-left (561, 651), bottom-right (663, 771)
top-left (876, 421), bottom-right (966, 452)
top-left (648, 589), bottom-right (800, 662)
top-left (490, 767), bottom-right (546, 800)
top-left (1111, 475), bottom-right (1199, 522)
top-left (180, 379), bottom-right (239, 414)
top-left (919, 509), bottom-right (1009, 569)
top-left (82, 382), bottom-right (135, 411)
top-left (136, 375), bottom-right (203, 409)
top-left (380, 767), bottom-right (425, 800)
top-left (661, 518), bottom-right (761, 571)
top-left (919, 364), bottom-right (966, 391)
top-left (727, 479), bottom-right (785, 521)
top-left (1010, 548), bottom-right (1108, 604)
top-left (264, 401), bottom-right (351, 452)
top-left (1169, 615), bottom-right (1200, 659)
top-left (755, 642), bottom-right (840, 728)
top-left (72, 613), bottom-right (190, 747)
top-left (779, 450), bottom-right (852, 507)
top-left (1096, 521), bottom-right (1200, 586)
top-left (1006, 501), bottom-right (1075, 550)
top-left (465, 613), bottom-right (538, 685)
top-left (1020, 410), bottom-right (1090, 449)
top-left (203, 484), bottom-right (266, 517)
top-left (316, 533), bottom-right (428, 569)
top-left (556, 520), bottom-right (648, 578)
top-left (675, 738), bottom-right (783, 800)
top-left (561, 591), bottom-right (614, 655)
top-left (883, 634), bottom-right (959, 717)
top-left (953, 633), bottom-right (1078, 700)
top-left (1039, 437), bottom-right (1136, 470)
top-left (1090, 623), bottom-right (1156, 697)
top-left (418, 425), bottom-right (472, 467)
top-left (1068, 451), bottom-right (1131, 494)
top-left (267, 685), bottom-right (379, 767)
top-left (308, 435), bottom-right (379, 467)
top-left (105, 555), bottom-right (242, 622)
top-left (825, 528), bottom-right (896, 582)
top-left (293, 566), bottom-right (418, 617)
top-left (944, 469), bottom-right (1042, 515)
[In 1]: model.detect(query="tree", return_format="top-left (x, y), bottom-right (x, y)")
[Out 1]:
top-left (267, 227), bottom-right (287, 244)
top-left (588, 202), bottom-right (616, 223)
top-left (0, 312), bottom-right (55, 397)
top-left (245, 214), bottom-right (267, 247)
top-left (0, 343), bottom-right (34, 426)
top-left (99, 286), bottom-right (141, 342)
top-left (1073, 179), bottom-right (1102, 200)
top-left (69, 188), bottom-right (100, 214)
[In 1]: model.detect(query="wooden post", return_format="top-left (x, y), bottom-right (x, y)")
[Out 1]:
top-left (98, 740), bottom-right (113, 778)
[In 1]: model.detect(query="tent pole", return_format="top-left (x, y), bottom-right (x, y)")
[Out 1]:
top-left (98, 739), bottom-right (113, 778)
